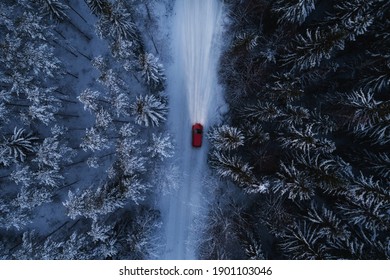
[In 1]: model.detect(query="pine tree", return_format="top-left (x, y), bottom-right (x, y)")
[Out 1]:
top-left (78, 88), bottom-right (100, 112)
top-left (1, 128), bottom-right (37, 162)
top-left (12, 231), bottom-right (40, 259)
top-left (357, 119), bottom-right (390, 145)
top-left (15, 186), bottom-right (52, 210)
top-left (0, 146), bottom-right (13, 167)
top-left (33, 136), bottom-right (73, 170)
top-left (278, 125), bottom-right (336, 154)
top-left (232, 32), bottom-right (259, 51)
top-left (41, 237), bottom-right (63, 260)
top-left (122, 176), bottom-right (149, 205)
top-left (112, 93), bottom-right (130, 117)
top-left (274, 161), bottom-right (315, 201)
top-left (332, 89), bottom-right (390, 145)
top-left (283, 27), bottom-right (345, 71)
top-left (95, 108), bottom-right (112, 130)
top-left (239, 101), bottom-right (283, 122)
top-left (138, 52), bottom-right (166, 90)
top-left (80, 127), bottom-right (110, 152)
top-left (265, 73), bottom-right (304, 103)
top-left (245, 123), bottom-right (270, 145)
top-left (96, 1), bottom-right (137, 42)
top-left (125, 208), bottom-right (162, 259)
top-left (78, 89), bottom-right (100, 113)
top-left (364, 50), bottom-right (390, 92)
top-left (87, 156), bottom-right (100, 168)
top-left (147, 133), bottom-right (174, 160)
top-left (88, 220), bottom-right (113, 242)
top-left (0, 103), bottom-right (9, 123)
top-left (28, 102), bottom-right (57, 125)
top-left (94, 237), bottom-right (118, 259)
top-left (330, 0), bottom-right (377, 41)
top-left (294, 152), bottom-right (351, 193)
top-left (0, 204), bottom-right (31, 230)
top-left (209, 125), bottom-right (245, 151)
top-left (59, 232), bottom-right (89, 260)
top-left (10, 165), bottom-right (32, 187)
top-left (279, 221), bottom-right (329, 259)
top-left (64, 178), bottom-right (148, 220)
top-left (279, 105), bottom-right (310, 128)
top-left (237, 231), bottom-right (265, 260)
top-left (306, 203), bottom-right (351, 242)
top-left (35, 0), bottom-right (69, 22)
top-left (34, 168), bottom-right (63, 188)
top-left (362, 151), bottom-right (390, 177)
top-left (97, 69), bottom-right (124, 93)
top-left (112, 39), bottom-right (137, 61)
top-left (339, 89), bottom-right (384, 131)
top-left (115, 133), bottom-right (146, 177)
top-left (273, 0), bottom-right (317, 25)
top-left (309, 109), bottom-right (338, 134)
top-left (209, 150), bottom-right (259, 189)
top-left (130, 94), bottom-right (168, 127)
top-left (24, 43), bottom-right (61, 78)
top-left (337, 196), bottom-right (390, 232)
top-left (119, 123), bottom-right (137, 138)
top-left (86, 0), bottom-right (112, 17)
top-left (348, 173), bottom-right (390, 207)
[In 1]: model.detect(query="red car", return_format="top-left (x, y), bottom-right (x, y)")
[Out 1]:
top-left (192, 123), bottom-right (203, 147)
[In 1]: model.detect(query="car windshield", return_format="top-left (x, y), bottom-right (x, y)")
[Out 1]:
top-left (195, 129), bottom-right (202, 134)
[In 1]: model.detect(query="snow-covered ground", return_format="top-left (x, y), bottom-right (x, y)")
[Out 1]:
top-left (158, 0), bottom-right (225, 259)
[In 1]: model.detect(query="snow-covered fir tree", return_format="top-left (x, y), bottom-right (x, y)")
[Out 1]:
top-left (33, 135), bottom-right (73, 170)
top-left (232, 32), bottom-right (259, 51)
top-left (283, 27), bottom-right (345, 71)
top-left (86, 0), bottom-right (112, 17)
top-left (273, 0), bottom-right (317, 25)
top-left (279, 221), bottom-right (328, 259)
top-left (64, 175), bottom-right (148, 220)
top-left (138, 52), bottom-right (166, 90)
top-left (96, 1), bottom-right (138, 43)
top-left (112, 93), bottom-right (130, 117)
top-left (209, 150), bottom-right (259, 189)
top-left (78, 89), bottom-right (100, 113)
top-left (237, 231), bottom-right (265, 260)
top-left (147, 133), bottom-right (174, 160)
top-left (10, 165), bottom-right (32, 187)
top-left (274, 161), bottom-right (315, 201)
top-left (0, 203), bottom-right (31, 231)
top-left (130, 94), bottom-right (168, 127)
top-left (278, 125), bottom-right (336, 154)
top-left (306, 203), bottom-right (351, 242)
top-left (209, 125), bottom-right (245, 151)
top-left (1, 128), bottom-right (37, 163)
top-left (15, 186), bottom-right (52, 210)
top-left (34, 168), bottom-right (63, 188)
top-left (80, 127), bottom-right (110, 152)
top-left (362, 151), bottom-right (390, 177)
top-left (88, 220), bottom-right (113, 242)
top-left (95, 108), bottom-right (113, 131)
top-left (35, 0), bottom-right (69, 22)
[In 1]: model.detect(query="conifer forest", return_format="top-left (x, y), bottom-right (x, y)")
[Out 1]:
top-left (0, 0), bottom-right (389, 260)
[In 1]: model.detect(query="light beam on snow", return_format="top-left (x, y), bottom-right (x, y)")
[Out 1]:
top-left (174, 0), bottom-right (223, 125)
top-left (160, 0), bottom-right (224, 260)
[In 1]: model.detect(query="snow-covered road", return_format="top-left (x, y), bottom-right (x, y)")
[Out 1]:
top-left (159, 0), bottom-right (224, 259)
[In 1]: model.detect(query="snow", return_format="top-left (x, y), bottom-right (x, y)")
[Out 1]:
top-left (157, 0), bottom-right (225, 259)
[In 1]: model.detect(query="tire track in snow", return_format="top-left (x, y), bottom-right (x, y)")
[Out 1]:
top-left (159, 0), bottom-right (224, 259)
